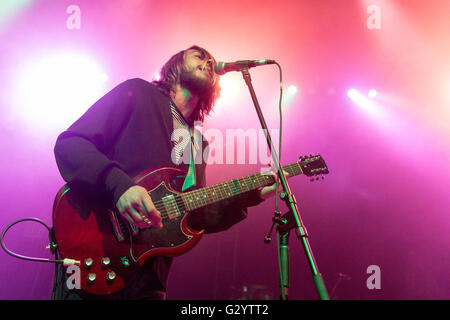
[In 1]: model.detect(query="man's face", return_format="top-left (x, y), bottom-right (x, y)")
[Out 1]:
top-left (180, 49), bottom-right (215, 94)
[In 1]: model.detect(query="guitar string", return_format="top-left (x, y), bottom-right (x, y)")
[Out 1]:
top-left (148, 163), bottom-right (302, 221)
top-left (149, 163), bottom-right (302, 221)
top-left (151, 173), bottom-right (271, 220)
top-left (125, 170), bottom-right (280, 239)
top-left (127, 223), bottom-right (138, 263)
top-left (142, 172), bottom-right (270, 222)
top-left (130, 162), bottom-right (307, 224)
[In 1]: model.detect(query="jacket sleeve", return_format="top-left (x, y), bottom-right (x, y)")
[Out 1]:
top-left (186, 139), bottom-right (265, 234)
top-left (54, 79), bottom-right (140, 208)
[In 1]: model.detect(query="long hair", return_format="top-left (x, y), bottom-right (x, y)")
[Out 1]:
top-left (152, 45), bottom-right (221, 124)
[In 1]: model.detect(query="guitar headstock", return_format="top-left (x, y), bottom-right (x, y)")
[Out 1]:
top-left (298, 154), bottom-right (329, 181)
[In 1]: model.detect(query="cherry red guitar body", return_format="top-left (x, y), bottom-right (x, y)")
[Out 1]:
top-left (52, 155), bottom-right (329, 295)
top-left (52, 166), bottom-right (204, 295)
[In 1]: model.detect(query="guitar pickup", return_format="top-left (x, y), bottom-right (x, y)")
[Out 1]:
top-left (162, 194), bottom-right (181, 219)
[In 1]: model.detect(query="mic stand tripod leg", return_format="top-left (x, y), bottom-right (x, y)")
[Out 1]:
top-left (298, 232), bottom-right (329, 300)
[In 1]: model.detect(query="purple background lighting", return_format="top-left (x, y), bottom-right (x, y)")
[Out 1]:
top-left (0, 0), bottom-right (449, 300)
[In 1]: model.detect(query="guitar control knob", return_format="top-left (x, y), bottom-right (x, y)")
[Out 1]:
top-left (101, 257), bottom-right (111, 266)
top-left (84, 258), bottom-right (93, 268)
top-left (87, 273), bottom-right (96, 283)
top-left (106, 271), bottom-right (116, 281)
top-left (120, 257), bottom-right (130, 268)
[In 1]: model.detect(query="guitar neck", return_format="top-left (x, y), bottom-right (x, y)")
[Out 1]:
top-left (182, 162), bottom-right (303, 211)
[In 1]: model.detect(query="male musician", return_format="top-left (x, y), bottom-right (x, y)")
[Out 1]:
top-left (53, 46), bottom-right (283, 300)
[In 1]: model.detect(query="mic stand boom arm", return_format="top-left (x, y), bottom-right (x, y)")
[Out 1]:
top-left (240, 67), bottom-right (329, 300)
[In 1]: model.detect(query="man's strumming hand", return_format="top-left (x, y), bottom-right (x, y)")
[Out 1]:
top-left (116, 185), bottom-right (163, 229)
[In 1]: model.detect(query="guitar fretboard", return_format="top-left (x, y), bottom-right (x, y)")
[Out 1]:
top-left (181, 162), bottom-right (304, 211)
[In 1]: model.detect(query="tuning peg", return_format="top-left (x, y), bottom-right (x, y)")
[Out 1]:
top-left (310, 177), bottom-right (314, 182)
top-left (321, 176), bottom-right (325, 180)
top-left (316, 177), bottom-right (320, 181)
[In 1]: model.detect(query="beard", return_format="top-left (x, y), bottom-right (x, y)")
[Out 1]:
top-left (179, 68), bottom-right (214, 97)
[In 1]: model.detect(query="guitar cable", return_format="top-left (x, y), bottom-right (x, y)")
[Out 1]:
top-left (0, 217), bottom-right (79, 266)
top-left (274, 62), bottom-right (285, 299)
top-left (259, 62), bottom-right (288, 299)
top-left (1, 218), bottom-right (82, 299)
top-left (274, 62), bottom-right (283, 215)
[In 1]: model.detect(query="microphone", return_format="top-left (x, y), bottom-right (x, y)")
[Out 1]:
top-left (214, 59), bottom-right (276, 75)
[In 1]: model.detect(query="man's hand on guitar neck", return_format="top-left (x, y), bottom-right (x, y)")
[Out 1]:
top-left (116, 185), bottom-right (163, 229)
top-left (258, 170), bottom-right (290, 200)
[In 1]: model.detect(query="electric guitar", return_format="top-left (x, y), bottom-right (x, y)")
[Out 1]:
top-left (52, 155), bottom-right (328, 295)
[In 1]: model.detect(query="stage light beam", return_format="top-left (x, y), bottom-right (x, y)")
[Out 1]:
top-left (347, 88), bottom-right (385, 121)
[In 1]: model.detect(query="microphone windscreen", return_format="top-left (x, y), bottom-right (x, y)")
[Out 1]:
top-left (214, 61), bottom-right (227, 75)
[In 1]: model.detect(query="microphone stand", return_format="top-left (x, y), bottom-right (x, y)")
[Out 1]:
top-left (240, 67), bottom-right (329, 300)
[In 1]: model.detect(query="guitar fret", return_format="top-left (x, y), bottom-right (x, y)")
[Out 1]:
top-left (181, 158), bottom-right (322, 212)
top-left (295, 162), bottom-right (303, 175)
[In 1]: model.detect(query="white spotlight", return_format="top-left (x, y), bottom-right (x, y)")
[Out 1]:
top-left (287, 85), bottom-right (298, 95)
top-left (15, 52), bottom-right (108, 132)
top-left (368, 89), bottom-right (377, 99)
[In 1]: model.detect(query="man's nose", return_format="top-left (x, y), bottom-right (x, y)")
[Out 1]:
top-left (202, 59), bottom-right (213, 71)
